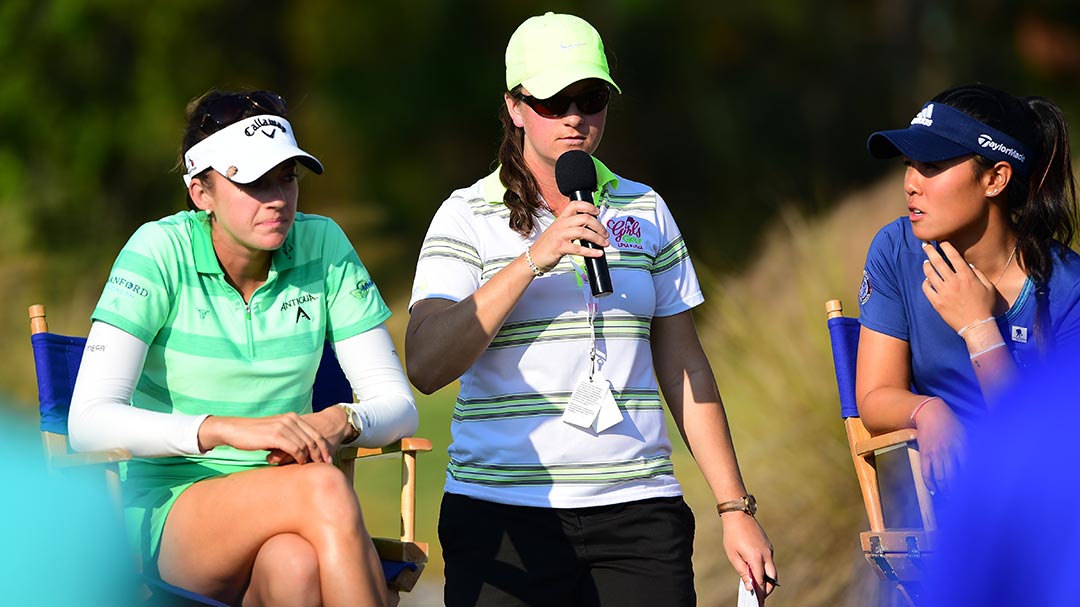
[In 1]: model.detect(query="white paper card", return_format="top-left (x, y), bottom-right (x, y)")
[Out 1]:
top-left (736, 581), bottom-right (760, 607)
top-left (591, 370), bottom-right (623, 432)
top-left (563, 372), bottom-right (607, 429)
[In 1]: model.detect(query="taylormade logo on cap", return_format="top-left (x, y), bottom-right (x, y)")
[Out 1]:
top-left (911, 104), bottom-right (934, 127)
top-left (977, 134), bottom-right (1026, 162)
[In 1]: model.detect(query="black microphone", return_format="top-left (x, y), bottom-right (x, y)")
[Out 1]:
top-left (555, 150), bottom-right (612, 298)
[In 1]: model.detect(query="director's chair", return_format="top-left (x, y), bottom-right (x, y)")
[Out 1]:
top-left (825, 299), bottom-right (936, 607)
top-left (29, 303), bottom-right (430, 606)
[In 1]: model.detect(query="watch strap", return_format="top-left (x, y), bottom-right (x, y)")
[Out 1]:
top-left (336, 404), bottom-right (362, 443)
top-left (716, 494), bottom-right (756, 517)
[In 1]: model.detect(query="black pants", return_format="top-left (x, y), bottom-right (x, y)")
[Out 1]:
top-left (440, 493), bottom-right (696, 607)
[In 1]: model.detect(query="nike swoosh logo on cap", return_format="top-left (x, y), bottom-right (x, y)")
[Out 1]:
top-left (560, 41), bottom-right (587, 49)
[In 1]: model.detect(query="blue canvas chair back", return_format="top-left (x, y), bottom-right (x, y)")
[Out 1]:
top-left (30, 332), bottom-right (86, 436)
top-left (827, 314), bottom-right (862, 420)
top-left (32, 332), bottom-right (351, 431)
top-left (313, 340), bottom-right (353, 411)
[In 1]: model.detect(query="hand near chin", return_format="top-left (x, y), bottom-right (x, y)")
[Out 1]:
top-left (920, 241), bottom-right (996, 332)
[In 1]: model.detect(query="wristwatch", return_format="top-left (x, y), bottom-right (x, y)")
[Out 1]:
top-left (336, 404), bottom-right (362, 443)
top-left (716, 494), bottom-right (757, 517)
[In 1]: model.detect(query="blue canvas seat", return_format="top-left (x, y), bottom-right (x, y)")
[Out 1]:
top-left (29, 304), bottom-right (430, 606)
top-left (826, 299), bottom-right (936, 607)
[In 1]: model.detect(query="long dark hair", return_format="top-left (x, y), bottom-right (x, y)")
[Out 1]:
top-left (498, 87), bottom-right (544, 237)
top-left (932, 83), bottom-right (1078, 286)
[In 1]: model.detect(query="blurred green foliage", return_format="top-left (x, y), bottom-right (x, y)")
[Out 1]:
top-left (4, 0), bottom-right (1079, 290)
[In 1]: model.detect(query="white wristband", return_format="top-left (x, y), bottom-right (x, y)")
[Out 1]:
top-left (524, 246), bottom-right (544, 277)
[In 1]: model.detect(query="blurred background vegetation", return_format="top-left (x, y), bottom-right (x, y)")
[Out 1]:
top-left (3, 1), bottom-right (1080, 605)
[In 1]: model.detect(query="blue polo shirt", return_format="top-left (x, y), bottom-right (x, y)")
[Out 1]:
top-left (858, 217), bottom-right (1080, 419)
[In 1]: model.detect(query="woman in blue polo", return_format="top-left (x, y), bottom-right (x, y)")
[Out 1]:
top-left (69, 90), bottom-right (417, 607)
top-left (857, 83), bottom-right (1080, 495)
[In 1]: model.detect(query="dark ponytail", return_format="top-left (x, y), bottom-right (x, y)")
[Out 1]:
top-left (498, 88), bottom-right (543, 237)
top-left (1016, 97), bottom-right (1078, 285)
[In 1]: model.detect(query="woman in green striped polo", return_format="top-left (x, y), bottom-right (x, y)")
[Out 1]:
top-left (69, 90), bottom-right (417, 607)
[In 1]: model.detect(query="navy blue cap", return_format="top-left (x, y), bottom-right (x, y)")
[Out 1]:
top-left (868, 102), bottom-right (1032, 177)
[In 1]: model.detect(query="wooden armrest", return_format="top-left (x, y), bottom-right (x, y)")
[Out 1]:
top-left (49, 448), bottom-right (132, 468)
top-left (854, 429), bottom-right (918, 456)
top-left (339, 437), bottom-right (433, 461)
top-left (373, 538), bottom-right (429, 563)
top-left (374, 539), bottom-right (430, 592)
top-left (859, 529), bottom-right (937, 553)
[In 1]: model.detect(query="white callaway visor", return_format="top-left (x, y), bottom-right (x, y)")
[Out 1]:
top-left (182, 115), bottom-right (323, 186)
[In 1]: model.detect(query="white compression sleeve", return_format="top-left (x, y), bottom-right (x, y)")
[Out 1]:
top-left (333, 324), bottom-right (418, 447)
top-left (68, 321), bottom-right (208, 456)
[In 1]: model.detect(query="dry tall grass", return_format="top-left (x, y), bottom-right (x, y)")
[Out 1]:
top-left (684, 174), bottom-right (909, 607)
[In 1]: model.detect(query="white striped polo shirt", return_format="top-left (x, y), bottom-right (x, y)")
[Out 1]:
top-left (410, 160), bottom-right (704, 508)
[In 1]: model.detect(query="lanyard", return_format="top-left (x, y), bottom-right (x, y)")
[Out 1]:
top-left (535, 204), bottom-right (602, 380)
top-left (569, 257), bottom-right (600, 380)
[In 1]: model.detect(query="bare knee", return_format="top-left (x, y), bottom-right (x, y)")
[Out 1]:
top-left (297, 463), bottom-right (366, 532)
top-left (243, 533), bottom-right (320, 607)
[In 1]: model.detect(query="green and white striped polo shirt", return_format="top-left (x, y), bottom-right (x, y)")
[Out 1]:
top-left (93, 210), bottom-right (391, 466)
top-left (410, 160), bottom-right (704, 508)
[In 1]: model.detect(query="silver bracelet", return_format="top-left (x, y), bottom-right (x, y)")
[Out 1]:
top-left (524, 246), bottom-right (543, 277)
top-left (969, 341), bottom-right (1006, 360)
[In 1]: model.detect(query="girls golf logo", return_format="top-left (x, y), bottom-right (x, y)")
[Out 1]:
top-left (606, 216), bottom-right (643, 249)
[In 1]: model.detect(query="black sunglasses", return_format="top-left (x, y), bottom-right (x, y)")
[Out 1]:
top-left (197, 91), bottom-right (288, 131)
top-left (517, 87), bottom-right (611, 118)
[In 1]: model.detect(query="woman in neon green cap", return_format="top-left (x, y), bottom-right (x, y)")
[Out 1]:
top-left (406, 12), bottom-right (777, 606)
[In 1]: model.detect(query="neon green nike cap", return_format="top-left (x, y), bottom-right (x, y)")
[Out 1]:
top-left (505, 12), bottom-right (621, 99)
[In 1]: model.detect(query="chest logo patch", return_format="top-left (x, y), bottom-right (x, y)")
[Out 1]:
top-left (606, 216), bottom-right (643, 250)
top-left (296, 306), bottom-right (311, 323)
top-left (281, 293), bottom-right (318, 316)
top-left (1011, 325), bottom-right (1028, 343)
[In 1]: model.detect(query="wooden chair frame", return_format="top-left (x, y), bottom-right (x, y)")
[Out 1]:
top-left (29, 303), bottom-right (431, 596)
top-left (826, 299), bottom-right (936, 606)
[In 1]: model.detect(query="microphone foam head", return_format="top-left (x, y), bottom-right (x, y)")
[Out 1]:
top-left (555, 150), bottom-right (597, 195)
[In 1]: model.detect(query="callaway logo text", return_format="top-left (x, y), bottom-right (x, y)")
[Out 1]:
top-left (244, 117), bottom-right (287, 137)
